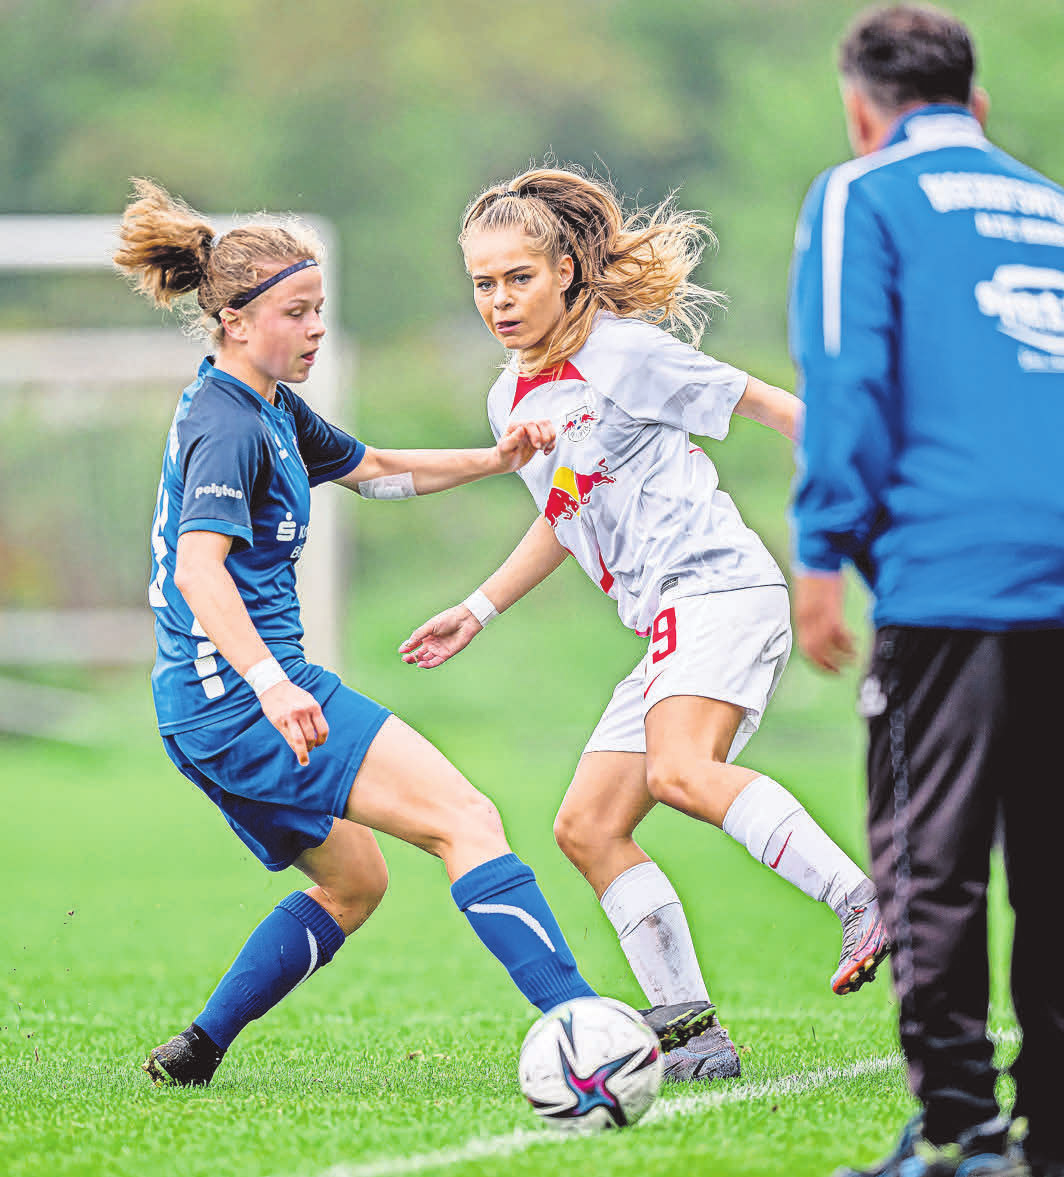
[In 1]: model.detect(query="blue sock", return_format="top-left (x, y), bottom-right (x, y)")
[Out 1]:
top-left (451, 853), bottom-right (597, 1012)
top-left (194, 892), bottom-right (346, 1051)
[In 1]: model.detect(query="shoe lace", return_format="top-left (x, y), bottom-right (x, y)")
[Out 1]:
top-left (838, 903), bottom-right (869, 961)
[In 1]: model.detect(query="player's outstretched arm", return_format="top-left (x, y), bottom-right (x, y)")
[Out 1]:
top-left (337, 419), bottom-right (555, 499)
top-left (734, 376), bottom-right (804, 442)
top-left (399, 515), bottom-right (568, 668)
top-left (174, 531), bottom-right (328, 766)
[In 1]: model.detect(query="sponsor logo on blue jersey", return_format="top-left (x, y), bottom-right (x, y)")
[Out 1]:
top-left (194, 482), bottom-right (245, 501)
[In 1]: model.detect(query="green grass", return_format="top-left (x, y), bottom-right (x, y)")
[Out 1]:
top-left (0, 408), bottom-right (1017, 1177)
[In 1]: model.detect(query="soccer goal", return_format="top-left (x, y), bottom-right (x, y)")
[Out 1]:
top-left (0, 214), bottom-right (352, 738)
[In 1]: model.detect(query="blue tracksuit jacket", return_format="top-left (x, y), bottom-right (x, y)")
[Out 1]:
top-left (790, 105), bottom-right (1064, 629)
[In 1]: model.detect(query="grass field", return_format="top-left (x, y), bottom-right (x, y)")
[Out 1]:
top-left (0, 411), bottom-right (1018, 1177)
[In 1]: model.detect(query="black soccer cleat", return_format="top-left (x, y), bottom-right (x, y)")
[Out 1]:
top-left (661, 1016), bottom-right (742, 1083)
top-left (638, 1000), bottom-right (719, 1053)
top-left (142, 1024), bottom-right (225, 1088)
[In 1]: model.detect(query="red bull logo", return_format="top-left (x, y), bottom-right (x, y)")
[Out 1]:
top-left (574, 459), bottom-right (614, 502)
top-left (543, 459), bottom-right (614, 527)
top-left (544, 484), bottom-right (580, 526)
top-left (562, 405), bottom-right (597, 442)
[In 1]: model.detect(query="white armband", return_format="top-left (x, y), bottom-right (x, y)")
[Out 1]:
top-left (244, 656), bottom-right (289, 697)
top-left (357, 472), bottom-right (417, 500)
top-left (462, 589), bottom-right (499, 627)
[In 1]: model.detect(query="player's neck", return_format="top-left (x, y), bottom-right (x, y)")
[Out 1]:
top-left (213, 352), bottom-right (278, 405)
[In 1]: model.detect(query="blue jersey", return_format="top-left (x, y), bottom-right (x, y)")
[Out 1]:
top-left (149, 358), bottom-right (364, 733)
top-left (790, 105), bottom-right (1064, 629)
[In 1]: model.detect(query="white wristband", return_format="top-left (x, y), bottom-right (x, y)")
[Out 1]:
top-left (358, 472), bottom-right (417, 500)
top-left (462, 589), bottom-right (498, 627)
top-left (244, 656), bottom-right (289, 697)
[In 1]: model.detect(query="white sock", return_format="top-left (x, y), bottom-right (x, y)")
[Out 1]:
top-left (600, 861), bottom-right (710, 1006)
top-left (722, 775), bottom-right (867, 919)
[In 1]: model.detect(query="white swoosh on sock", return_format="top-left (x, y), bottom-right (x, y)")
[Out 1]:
top-left (294, 928), bottom-right (319, 988)
top-left (466, 903), bottom-right (556, 952)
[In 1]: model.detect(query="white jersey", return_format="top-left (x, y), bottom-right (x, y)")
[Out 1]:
top-left (486, 313), bottom-right (785, 635)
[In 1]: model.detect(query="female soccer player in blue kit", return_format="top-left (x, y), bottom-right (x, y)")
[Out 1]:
top-left (115, 179), bottom-right (712, 1087)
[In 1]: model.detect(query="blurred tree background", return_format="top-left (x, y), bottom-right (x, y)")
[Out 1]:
top-left (4, 0), bottom-right (1062, 360)
top-left (1, 0), bottom-right (1063, 665)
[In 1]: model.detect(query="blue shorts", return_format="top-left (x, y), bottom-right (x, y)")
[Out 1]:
top-left (161, 666), bottom-right (391, 871)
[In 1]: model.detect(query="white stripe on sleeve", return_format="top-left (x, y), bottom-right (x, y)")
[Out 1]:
top-left (821, 126), bottom-right (987, 357)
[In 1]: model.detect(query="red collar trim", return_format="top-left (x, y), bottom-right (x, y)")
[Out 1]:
top-left (512, 360), bottom-right (585, 413)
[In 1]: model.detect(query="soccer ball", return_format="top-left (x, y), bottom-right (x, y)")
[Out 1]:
top-left (518, 996), bottom-right (663, 1131)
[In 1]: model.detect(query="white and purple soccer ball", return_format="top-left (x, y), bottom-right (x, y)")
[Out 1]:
top-left (518, 996), bottom-right (663, 1131)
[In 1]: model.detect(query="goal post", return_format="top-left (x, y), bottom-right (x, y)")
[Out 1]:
top-left (0, 214), bottom-right (351, 715)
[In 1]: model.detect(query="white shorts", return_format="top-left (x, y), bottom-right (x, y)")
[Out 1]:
top-left (583, 585), bottom-right (791, 763)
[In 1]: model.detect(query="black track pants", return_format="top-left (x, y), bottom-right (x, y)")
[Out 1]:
top-left (864, 627), bottom-right (1064, 1157)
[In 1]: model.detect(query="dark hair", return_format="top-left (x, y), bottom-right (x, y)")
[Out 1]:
top-left (839, 5), bottom-right (975, 112)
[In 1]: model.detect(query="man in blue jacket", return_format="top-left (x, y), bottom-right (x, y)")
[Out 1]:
top-left (790, 6), bottom-right (1064, 1176)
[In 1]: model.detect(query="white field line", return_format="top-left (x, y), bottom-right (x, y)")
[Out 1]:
top-left (298, 1053), bottom-right (904, 1177)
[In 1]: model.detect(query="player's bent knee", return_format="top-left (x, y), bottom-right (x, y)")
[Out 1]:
top-left (647, 760), bottom-right (736, 823)
top-left (465, 791), bottom-right (504, 835)
top-left (553, 809), bottom-right (602, 868)
top-left (646, 765), bottom-right (699, 813)
top-left (333, 856), bottom-right (389, 914)
top-left (431, 790), bottom-right (506, 855)
top-left (362, 856), bottom-right (390, 909)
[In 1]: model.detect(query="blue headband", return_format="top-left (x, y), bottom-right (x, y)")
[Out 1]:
top-left (227, 259), bottom-right (319, 311)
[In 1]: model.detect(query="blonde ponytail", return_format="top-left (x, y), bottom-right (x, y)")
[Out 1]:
top-left (113, 178), bottom-right (214, 309)
top-left (114, 178), bottom-right (322, 344)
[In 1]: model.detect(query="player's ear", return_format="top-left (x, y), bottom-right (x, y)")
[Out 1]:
top-left (557, 254), bottom-right (575, 292)
top-left (218, 308), bottom-right (247, 343)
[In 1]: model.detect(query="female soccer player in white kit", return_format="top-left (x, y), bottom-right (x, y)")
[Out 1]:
top-left (401, 167), bottom-right (890, 1082)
